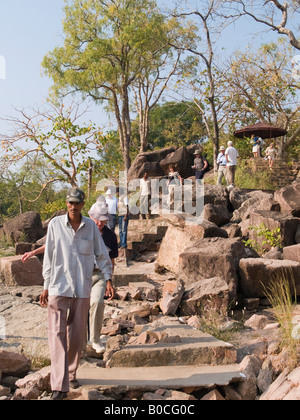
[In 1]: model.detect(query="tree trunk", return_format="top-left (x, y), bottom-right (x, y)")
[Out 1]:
top-left (87, 158), bottom-right (93, 198)
top-left (139, 107), bottom-right (150, 153)
top-left (113, 90), bottom-right (132, 173)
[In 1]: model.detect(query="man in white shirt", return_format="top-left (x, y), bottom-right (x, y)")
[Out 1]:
top-left (225, 141), bottom-right (239, 188)
top-left (40, 188), bottom-right (113, 400)
top-left (105, 189), bottom-right (118, 232)
top-left (139, 172), bottom-right (151, 219)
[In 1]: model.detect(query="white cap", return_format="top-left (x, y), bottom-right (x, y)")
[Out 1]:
top-left (88, 202), bottom-right (110, 221)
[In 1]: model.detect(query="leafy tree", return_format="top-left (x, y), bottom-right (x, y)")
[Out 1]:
top-left (93, 131), bottom-right (124, 183)
top-left (173, 0), bottom-right (238, 167)
top-left (223, 41), bottom-right (300, 155)
top-left (0, 160), bottom-right (63, 221)
top-left (131, 101), bottom-right (205, 150)
top-left (42, 0), bottom-right (195, 169)
top-left (0, 101), bottom-right (102, 192)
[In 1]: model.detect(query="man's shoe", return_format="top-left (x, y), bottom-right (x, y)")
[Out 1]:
top-left (51, 391), bottom-right (67, 400)
top-left (92, 341), bottom-right (106, 354)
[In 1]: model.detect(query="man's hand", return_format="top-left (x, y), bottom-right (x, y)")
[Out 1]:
top-left (39, 290), bottom-right (49, 308)
top-left (105, 280), bottom-right (115, 301)
top-left (21, 251), bottom-right (33, 263)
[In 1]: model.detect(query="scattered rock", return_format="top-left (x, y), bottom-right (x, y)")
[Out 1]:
top-left (3, 211), bottom-right (44, 244)
top-left (201, 389), bottom-right (226, 400)
top-left (274, 181), bottom-right (300, 217)
top-left (178, 237), bottom-right (247, 298)
top-left (159, 279), bottom-right (185, 315)
top-left (0, 350), bottom-right (31, 377)
top-left (239, 258), bottom-right (300, 298)
top-left (179, 277), bottom-right (230, 316)
top-left (260, 367), bottom-right (300, 400)
top-left (244, 314), bottom-right (270, 330)
top-left (0, 255), bottom-right (43, 287)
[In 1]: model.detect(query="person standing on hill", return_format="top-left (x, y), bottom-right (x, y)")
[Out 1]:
top-left (139, 172), bottom-right (151, 219)
top-left (225, 141), bottom-right (239, 188)
top-left (265, 142), bottom-right (278, 170)
top-left (105, 189), bottom-right (118, 232)
top-left (216, 146), bottom-right (227, 186)
top-left (192, 150), bottom-right (208, 180)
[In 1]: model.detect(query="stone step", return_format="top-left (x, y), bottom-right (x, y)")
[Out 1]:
top-left (113, 261), bottom-right (156, 287)
top-left (77, 364), bottom-right (245, 393)
top-left (107, 323), bottom-right (237, 368)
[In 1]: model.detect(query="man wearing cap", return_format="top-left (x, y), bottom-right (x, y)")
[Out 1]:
top-left (217, 146), bottom-right (228, 186)
top-left (192, 149), bottom-right (208, 180)
top-left (88, 201), bottom-right (118, 353)
top-left (40, 188), bottom-right (113, 400)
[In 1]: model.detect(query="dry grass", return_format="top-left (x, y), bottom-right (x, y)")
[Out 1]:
top-left (262, 269), bottom-right (299, 369)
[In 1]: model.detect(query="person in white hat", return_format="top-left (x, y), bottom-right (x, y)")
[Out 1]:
top-left (88, 202), bottom-right (118, 354)
top-left (216, 146), bottom-right (228, 186)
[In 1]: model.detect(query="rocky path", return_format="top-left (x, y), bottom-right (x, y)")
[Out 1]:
top-left (1, 210), bottom-right (300, 400)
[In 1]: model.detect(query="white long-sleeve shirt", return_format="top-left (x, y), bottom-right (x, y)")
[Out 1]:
top-left (42, 214), bottom-right (113, 298)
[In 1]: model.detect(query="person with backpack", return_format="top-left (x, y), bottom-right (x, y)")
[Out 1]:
top-left (192, 150), bottom-right (208, 180)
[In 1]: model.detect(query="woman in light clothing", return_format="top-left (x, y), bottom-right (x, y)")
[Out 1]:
top-left (265, 143), bottom-right (278, 170)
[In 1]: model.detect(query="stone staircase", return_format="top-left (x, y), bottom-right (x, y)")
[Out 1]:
top-left (81, 217), bottom-right (245, 395)
top-left (126, 217), bottom-right (169, 259)
top-left (78, 319), bottom-right (244, 394)
top-left (113, 216), bottom-right (169, 275)
top-left (248, 157), bottom-right (297, 189)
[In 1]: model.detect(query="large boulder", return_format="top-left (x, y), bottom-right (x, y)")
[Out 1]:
top-left (178, 237), bottom-right (247, 298)
top-left (203, 204), bottom-right (231, 226)
top-left (0, 255), bottom-right (44, 286)
top-left (283, 244), bottom-right (300, 264)
top-left (156, 221), bottom-right (227, 274)
top-left (203, 184), bottom-right (229, 208)
top-left (231, 192), bottom-right (278, 222)
top-left (160, 146), bottom-right (198, 178)
top-left (127, 147), bottom-right (176, 182)
top-left (179, 277), bottom-right (230, 316)
top-left (239, 258), bottom-right (300, 298)
top-left (0, 350), bottom-right (31, 377)
top-left (274, 180), bottom-right (300, 217)
top-left (260, 367), bottom-right (300, 400)
top-left (249, 210), bottom-right (300, 248)
top-left (3, 212), bottom-right (44, 244)
top-left (127, 145), bottom-right (203, 183)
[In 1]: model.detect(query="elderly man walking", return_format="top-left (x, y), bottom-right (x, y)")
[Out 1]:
top-left (40, 188), bottom-right (113, 400)
top-left (217, 146), bottom-right (227, 186)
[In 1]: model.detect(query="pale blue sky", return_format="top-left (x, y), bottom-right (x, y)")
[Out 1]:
top-left (0, 0), bottom-right (283, 136)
